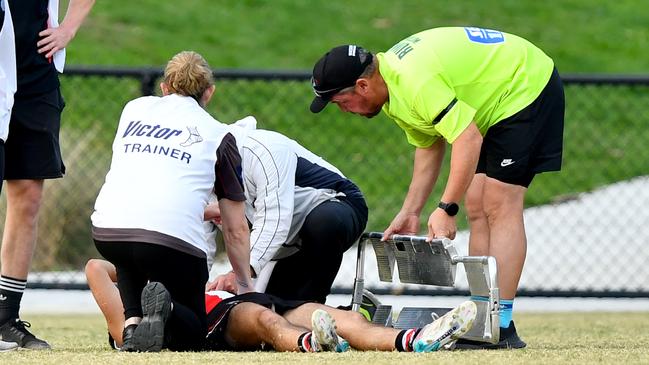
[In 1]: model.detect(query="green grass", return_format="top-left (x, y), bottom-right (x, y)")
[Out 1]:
top-left (2, 312), bottom-right (648, 364)
top-left (67, 0), bottom-right (649, 73)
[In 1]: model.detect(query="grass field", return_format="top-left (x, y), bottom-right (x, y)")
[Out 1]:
top-left (68, 0), bottom-right (649, 73)
top-left (1, 312), bottom-right (648, 364)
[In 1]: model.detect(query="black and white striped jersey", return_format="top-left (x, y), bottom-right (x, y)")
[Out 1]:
top-left (238, 126), bottom-right (366, 275)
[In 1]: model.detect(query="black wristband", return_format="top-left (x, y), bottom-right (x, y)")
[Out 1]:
top-left (438, 201), bottom-right (459, 216)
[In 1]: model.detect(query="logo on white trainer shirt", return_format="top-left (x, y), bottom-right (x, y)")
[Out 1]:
top-left (180, 126), bottom-right (203, 147)
top-left (500, 158), bottom-right (515, 167)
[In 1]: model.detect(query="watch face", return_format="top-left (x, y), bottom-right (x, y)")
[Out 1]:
top-left (446, 203), bottom-right (459, 216)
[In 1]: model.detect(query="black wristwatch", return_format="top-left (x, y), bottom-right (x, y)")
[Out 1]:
top-left (438, 201), bottom-right (459, 216)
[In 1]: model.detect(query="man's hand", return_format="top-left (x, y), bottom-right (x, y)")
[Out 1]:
top-left (37, 26), bottom-right (75, 59)
top-left (382, 211), bottom-right (420, 241)
top-left (37, 0), bottom-right (96, 58)
top-left (205, 272), bottom-right (237, 294)
top-left (427, 208), bottom-right (457, 241)
top-left (204, 201), bottom-right (222, 225)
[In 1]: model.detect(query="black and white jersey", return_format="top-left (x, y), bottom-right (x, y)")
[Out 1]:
top-left (239, 126), bottom-right (365, 275)
top-left (0, 0), bottom-right (16, 141)
top-left (0, 0), bottom-right (65, 140)
top-left (91, 94), bottom-right (245, 258)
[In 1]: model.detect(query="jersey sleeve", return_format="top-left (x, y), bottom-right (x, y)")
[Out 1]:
top-left (413, 75), bottom-right (476, 143)
top-left (393, 117), bottom-right (439, 148)
top-left (246, 141), bottom-right (296, 276)
top-left (214, 132), bottom-right (246, 201)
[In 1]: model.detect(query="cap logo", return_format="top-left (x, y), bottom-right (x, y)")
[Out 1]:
top-left (348, 45), bottom-right (357, 56)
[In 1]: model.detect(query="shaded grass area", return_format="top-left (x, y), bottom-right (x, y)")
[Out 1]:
top-left (2, 312), bottom-right (648, 364)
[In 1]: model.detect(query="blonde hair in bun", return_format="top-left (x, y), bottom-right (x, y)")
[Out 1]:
top-left (163, 51), bottom-right (214, 101)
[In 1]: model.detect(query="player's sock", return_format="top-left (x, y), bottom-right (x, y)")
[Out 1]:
top-left (394, 328), bottom-right (421, 352)
top-left (472, 295), bottom-right (514, 328)
top-left (499, 299), bottom-right (514, 328)
top-left (297, 332), bottom-right (315, 352)
top-left (469, 295), bottom-right (489, 303)
top-left (0, 276), bottom-right (26, 324)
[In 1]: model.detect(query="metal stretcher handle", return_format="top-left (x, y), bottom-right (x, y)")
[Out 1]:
top-left (362, 232), bottom-right (440, 244)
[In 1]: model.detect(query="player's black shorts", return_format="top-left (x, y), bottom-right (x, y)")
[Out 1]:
top-left (205, 292), bottom-right (307, 351)
top-left (4, 88), bottom-right (66, 180)
top-left (476, 67), bottom-right (565, 187)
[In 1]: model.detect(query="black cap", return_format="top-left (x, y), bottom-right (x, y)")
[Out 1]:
top-left (310, 45), bottom-right (373, 113)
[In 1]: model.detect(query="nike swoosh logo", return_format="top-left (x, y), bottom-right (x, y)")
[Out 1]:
top-left (0, 295), bottom-right (6, 301)
top-left (500, 159), bottom-right (515, 167)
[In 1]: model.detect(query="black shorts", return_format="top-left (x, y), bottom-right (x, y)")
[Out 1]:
top-left (205, 292), bottom-right (307, 351)
top-left (265, 198), bottom-right (365, 304)
top-left (476, 68), bottom-right (565, 187)
top-left (4, 88), bottom-right (66, 180)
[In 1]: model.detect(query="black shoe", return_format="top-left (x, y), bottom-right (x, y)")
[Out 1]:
top-left (119, 324), bottom-right (138, 352)
top-left (132, 282), bottom-right (172, 352)
top-left (0, 318), bottom-right (51, 350)
top-left (454, 321), bottom-right (527, 350)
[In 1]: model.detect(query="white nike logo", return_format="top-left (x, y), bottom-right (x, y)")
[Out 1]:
top-left (0, 294), bottom-right (6, 301)
top-left (500, 158), bottom-right (515, 167)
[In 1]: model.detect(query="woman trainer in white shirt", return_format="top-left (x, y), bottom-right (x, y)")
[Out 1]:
top-left (91, 51), bottom-right (253, 352)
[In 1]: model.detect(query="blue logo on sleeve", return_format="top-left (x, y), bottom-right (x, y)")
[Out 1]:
top-left (464, 27), bottom-right (505, 44)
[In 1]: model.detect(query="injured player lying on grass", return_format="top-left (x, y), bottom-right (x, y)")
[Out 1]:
top-left (85, 259), bottom-right (477, 352)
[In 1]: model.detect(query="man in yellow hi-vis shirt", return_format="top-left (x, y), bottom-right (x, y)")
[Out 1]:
top-left (309, 27), bottom-right (565, 349)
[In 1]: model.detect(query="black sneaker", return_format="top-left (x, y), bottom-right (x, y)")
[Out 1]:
top-left (132, 282), bottom-right (172, 352)
top-left (119, 324), bottom-right (138, 352)
top-left (454, 321), bottom-right (526, 350)
top-left (0, 318), bottom-right (51, 350)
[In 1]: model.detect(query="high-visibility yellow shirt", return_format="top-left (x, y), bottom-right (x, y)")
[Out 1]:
top-left (377, 27), bottom-right (554, 147)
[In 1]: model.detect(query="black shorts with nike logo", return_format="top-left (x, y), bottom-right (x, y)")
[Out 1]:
top-left (476, 67), bottom-right (565, 187)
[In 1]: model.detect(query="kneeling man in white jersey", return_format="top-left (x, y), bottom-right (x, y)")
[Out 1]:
top-left (207, 118), bottom-right (368, 304)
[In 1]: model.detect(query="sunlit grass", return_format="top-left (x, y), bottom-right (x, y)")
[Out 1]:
top-left (1, 312), bottom-right (647, 364)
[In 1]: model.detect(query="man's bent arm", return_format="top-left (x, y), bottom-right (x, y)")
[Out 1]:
top-left (401, 139), bottom-right (446, 215)
top-left (60, 0), bottom-right (95, 36)
top-left (383, 139), bottom-right (446, 239)
top-left (440, 122), bottom-right (483, 204)
top-left (219, 198), bottom-right (254, 294)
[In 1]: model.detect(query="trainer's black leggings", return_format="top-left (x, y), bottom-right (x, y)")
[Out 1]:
top-left (265, 197), bottom-right (367, 303)
top-left (95, 241), bottom-right (207, 351)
